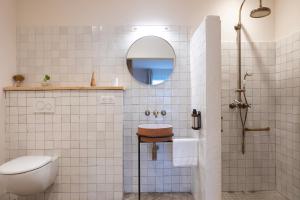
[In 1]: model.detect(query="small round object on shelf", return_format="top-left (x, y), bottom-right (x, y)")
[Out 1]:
top-left (12, 74), bottom-right (25, 87)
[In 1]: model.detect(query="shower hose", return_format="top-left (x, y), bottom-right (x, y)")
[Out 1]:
top-left (239, 91), bottom-right (249, 154)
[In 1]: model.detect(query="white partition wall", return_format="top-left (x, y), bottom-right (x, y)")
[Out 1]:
top-left (190, 16), bottom-right (221, 200)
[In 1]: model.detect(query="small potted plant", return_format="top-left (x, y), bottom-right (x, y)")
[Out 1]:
top-left (12, 74), bottom-right (25, 87)
top-left (41, 74), bottom-right (51, 86)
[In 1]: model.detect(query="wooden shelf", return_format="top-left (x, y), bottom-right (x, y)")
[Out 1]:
top-left (3, 85), bottom-right (125, 91)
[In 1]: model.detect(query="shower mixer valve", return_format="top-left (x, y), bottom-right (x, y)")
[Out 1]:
top-left (230, 72), bottom-right (253, 110)
top-left (229, 100), bottom-right (251, 109)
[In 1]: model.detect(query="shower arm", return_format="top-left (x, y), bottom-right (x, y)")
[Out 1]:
top-left (236, 0), bottom-right (246, 30)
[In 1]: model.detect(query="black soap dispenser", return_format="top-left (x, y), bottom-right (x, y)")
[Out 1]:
top-left (192, 109), bottom-right (201, 130)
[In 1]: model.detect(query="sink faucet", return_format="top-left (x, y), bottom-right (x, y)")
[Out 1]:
top-left (145, 110), bottom-right (167, 118)
top-left (153, 110), bottom-right (159, 118)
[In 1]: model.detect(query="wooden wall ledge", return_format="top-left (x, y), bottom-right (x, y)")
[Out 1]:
top-left (3, 85), bottom-right (125, 91)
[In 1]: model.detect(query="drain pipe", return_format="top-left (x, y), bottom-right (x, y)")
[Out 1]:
top-left (152, 143), bottom-right (159, 160)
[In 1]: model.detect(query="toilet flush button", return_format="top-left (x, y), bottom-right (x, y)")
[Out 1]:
top-left (33, 98), bottom-right (55, 113)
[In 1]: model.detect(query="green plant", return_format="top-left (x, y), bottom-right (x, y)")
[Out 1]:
top-left (43, 74), bottom-right (51, 82)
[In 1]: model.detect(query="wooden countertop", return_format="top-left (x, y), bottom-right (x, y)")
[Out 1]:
top-left (3, 85), bottom-right (125, 91)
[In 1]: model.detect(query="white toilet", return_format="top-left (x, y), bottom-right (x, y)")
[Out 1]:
top-left (0, 156), bottom-right (58, 196)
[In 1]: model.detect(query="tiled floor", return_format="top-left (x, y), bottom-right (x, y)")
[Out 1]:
top-left (123, 193), bottom-right (193, 200)
top-left (222, 191), bottom-right (288, 200)
top-left (124, 191), bottom-right (288, 200)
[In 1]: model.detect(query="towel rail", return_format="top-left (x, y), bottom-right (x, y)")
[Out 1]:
top-left (244, 127), bottom-right (270, 132)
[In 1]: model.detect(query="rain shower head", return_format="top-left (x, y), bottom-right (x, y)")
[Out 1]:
top-left (250, 0), bottom-right (271, 18)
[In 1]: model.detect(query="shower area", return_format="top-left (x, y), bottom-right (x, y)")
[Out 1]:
top-left (221, 0), bottom-right (300, 200)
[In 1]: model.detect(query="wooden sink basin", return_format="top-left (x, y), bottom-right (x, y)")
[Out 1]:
top-left (137, 124), bottom-right (173, 143)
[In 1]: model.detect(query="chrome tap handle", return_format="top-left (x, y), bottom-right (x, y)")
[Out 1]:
top-left (145, 110), bottom-right (151, 116)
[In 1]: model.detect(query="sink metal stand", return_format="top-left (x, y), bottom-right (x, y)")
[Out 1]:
top-left (136, 134), bottom-right (173, 200)
top-left (137, 136), bottom-right (141, 200)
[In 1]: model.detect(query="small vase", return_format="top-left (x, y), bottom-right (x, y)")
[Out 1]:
top-left (15, 81), bottom-right (22, 87)
top-left (90, 72), bottom-right (96, 87)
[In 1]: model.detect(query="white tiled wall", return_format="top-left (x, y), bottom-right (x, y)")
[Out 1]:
top-left (275, 32), bottom-right (300, 200)
top-left (221, 32), bottom-right (300, 199)
top-left (221, 33), bottom-right (300, 199)
top-left (15, 25), bottom-right (192, 193)
top-left (121, 27), bottom-right (192, 193)
top-left (4, 90), bottom-right (124, 200)
top-left (221, 42), bottom-right (277, 192)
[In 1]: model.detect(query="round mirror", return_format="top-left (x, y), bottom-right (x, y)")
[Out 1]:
top-left (126, 36), bottom-right (175, 85)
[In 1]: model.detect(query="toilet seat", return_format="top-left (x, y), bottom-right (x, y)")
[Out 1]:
top-left (0, 156), bottom-right (52, 175)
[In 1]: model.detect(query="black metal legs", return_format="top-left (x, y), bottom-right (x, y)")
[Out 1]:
top-left (136, 134), bottom-right (173, 200)
top-left (138, 137), bottom-right (141, 200)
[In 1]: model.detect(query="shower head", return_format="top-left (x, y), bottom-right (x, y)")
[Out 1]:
top-left (250, 0), bottom-right (271, 18)
top-left (244, 72), bottom-right (253, 80)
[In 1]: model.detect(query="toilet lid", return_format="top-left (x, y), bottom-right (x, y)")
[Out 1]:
top-left (0, 156), bottom-right (52, 175)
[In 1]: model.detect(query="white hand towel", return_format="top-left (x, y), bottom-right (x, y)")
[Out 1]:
top-left (173, 138), bottom-right (198, 167)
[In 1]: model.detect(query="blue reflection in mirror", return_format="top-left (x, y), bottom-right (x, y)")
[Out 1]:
top-left (127, 59), bottom-right (174, 85)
